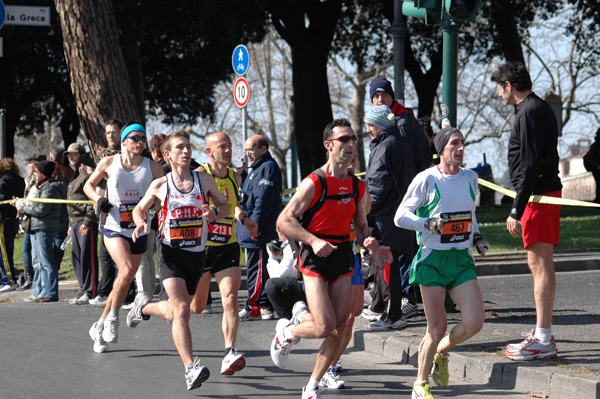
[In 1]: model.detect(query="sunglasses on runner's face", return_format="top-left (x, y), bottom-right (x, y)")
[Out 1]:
top-left (126, 135), bottom-right (147, 143)
top-left (327, 135), bottom-right (357, 144)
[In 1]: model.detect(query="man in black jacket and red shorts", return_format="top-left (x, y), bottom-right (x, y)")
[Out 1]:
top-left (491, 61), bottom-right (563, 361)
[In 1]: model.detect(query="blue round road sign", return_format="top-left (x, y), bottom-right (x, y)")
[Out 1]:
top-left (232, 44), bottom-right (249, 76)
top-left (0, 1), bottom-right (6, 30)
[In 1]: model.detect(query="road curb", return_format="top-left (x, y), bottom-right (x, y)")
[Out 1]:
top-left (352, 323), bottom-right (600, 399)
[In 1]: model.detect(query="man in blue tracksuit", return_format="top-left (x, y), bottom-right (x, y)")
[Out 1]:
top-left (237, 135), bottom-right (282, 321)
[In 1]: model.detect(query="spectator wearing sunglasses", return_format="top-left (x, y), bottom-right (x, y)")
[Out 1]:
top-left (364, 105), bottom-right (417, 331)
top-left (83, 121), bottom-right (164, 353)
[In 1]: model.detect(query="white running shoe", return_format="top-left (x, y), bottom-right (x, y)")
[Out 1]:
top-left (201, 304), bottom-right (212, 314)
top-left (185, 357), bottom-right (210, 390)
top-left (270, 318), bottom-right (294, 368)
top-left (127, 293), bottom-right (150, 328)
top-left (302, 386), bottom-right (322, 399)
top-left (0, 283), bottom-right (16, 292)
top-left (261, 308), bottom-right (275, 320)
top-left (332, 359), bottom-right (343, 373)
top-left (89, 295), bottom-right (108, 306)
top-left (220, 349), bottom-right (246, 375)
top-left (402, 297), bottom-right (419, 318)
top-left (505, 336), bottom-right (557, 360)
top-left (361, 307), bottom-right (381, 322)
top-left (102, 315), bottom-right (119, 343)
top-left (291, 300), bottom-right (308, 325)
top-left (369, 316), bottom-right (408, 331)
top-left (505, 329), bottom-right (535, 352)
top-left (89, 322), bottom-right (109, 353)
top-left (239, 308), bottom-right (260, 321)
top-left (319, 367), bottom-right (346, 389)
top-left (70, 293), bottom-right (90, 305)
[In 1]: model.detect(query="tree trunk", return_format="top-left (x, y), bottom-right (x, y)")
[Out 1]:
top-left (54, 0), bottom-right (140, 158)
top-left (268, 0), bottom-right (342, 178)
top-left (350, 76), bottom-right (367, 173)
top-left (489, 0), bottom-right (525, 63)
top-left (405, 34), bottom-right (443, 119)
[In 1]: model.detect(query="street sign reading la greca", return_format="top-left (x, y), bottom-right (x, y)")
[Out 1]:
top-left (4, 5), bottom-right (50, 27)
top-left (232, 44), bottom-right (249, 76)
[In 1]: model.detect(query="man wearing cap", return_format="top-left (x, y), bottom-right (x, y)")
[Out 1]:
top-left (11, 160), bottom-right (64, 302)
top-left (84, 121), bottom-right (163, 353)
top-left (364, 105), bottom-right (417, 330)
top-left (65, 143), bottom-right (98, 305)
top-left (369, 77), bottom-right (432, 173)
top-left (395, 126), bottom-right (488, 399)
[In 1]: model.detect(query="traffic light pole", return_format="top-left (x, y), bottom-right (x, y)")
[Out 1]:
top-left (441, 19), bottom-right (458, 127)
top-left (391, 0), bottom-right (407, 104)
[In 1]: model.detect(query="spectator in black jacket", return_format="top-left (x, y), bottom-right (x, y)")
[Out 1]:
top-left (370, 77), bottom-right (432, 173)
top-left (237, 135), bottom-right (282, 321)
top-left (365, 105), bottom-right (417, 330)
top-left (65, 143), bottom-right (98, 305)
top-left (492, 61), bottom-right (562, 361)
top-left (583, 128), bottom-right (600, 202)
top-left (0, 158), bottom-right (26, 292)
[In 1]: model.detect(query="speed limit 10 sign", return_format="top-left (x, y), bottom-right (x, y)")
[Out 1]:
top-left (233, 77), bottom-right (250, 108)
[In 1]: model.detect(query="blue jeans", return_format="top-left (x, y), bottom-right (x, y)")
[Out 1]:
top-left (29, 233), bottom-right (41, 297)
top-left (22, 232), bottom-right (32, 269)
top-left (32, 230), bottom-right (59, 300)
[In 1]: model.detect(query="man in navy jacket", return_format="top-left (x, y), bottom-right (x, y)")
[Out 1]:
top-left (365, 105), bottom-right (417, 330)
top-left (237, 135), bottom-right (282, 321)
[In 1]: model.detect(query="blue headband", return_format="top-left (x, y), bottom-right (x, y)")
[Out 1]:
top-left (121, 124), bottom-right (146, 142)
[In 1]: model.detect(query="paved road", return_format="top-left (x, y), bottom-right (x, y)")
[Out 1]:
top-left (2, 253), bottom-right (599, 398)
top-left (1, 297), bottom-right (534, 399)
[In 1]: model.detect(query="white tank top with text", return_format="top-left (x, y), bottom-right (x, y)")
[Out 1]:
top-left (103, 156), bottom-right (153, 238)
top-left (158, 171), bottom-right (208, 252)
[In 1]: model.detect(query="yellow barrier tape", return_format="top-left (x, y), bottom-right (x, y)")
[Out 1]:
top-left (0, 198), bottom-right (95, 205)
top-left (478, 178), bottom-right (600, 208)
top-left (282, 173), bottom-right (600, 208)
top-left (9, 176), bottom-right (594, 209)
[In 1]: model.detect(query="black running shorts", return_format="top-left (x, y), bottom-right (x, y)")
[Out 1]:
top-left (299, 240), bottom-right (354, 284)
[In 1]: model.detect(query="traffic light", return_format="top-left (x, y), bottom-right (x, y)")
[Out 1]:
top-left (442, 0), bottom-right (482, 22)
top-left (402, 0), bottom-right (442, 26)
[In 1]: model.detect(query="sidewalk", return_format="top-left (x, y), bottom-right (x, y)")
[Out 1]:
top-left (353, 250), bottom-right (600, 399)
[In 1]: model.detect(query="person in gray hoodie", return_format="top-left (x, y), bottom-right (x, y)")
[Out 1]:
top-left (12, 160), bottom-right (64, 302)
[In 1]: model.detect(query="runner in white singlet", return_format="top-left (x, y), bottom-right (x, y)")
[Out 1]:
top-left (83, 122), bottom-right (163, 354)
top-left (126, 130), bottom-right (229, 391)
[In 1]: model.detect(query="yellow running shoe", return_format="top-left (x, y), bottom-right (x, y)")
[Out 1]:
top-left (431, 353), bottom-right (449, 387)
top-left (412, 381), bottom-right (435, 399)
